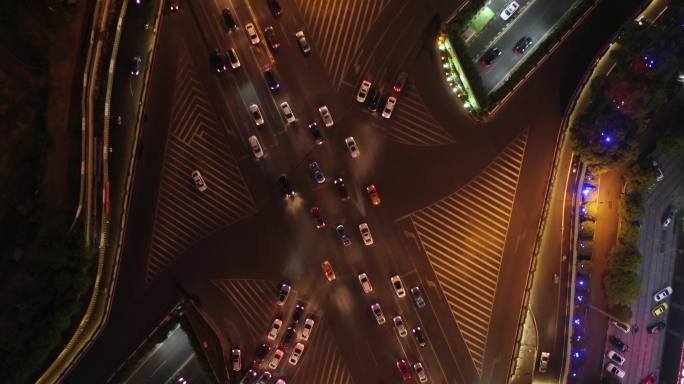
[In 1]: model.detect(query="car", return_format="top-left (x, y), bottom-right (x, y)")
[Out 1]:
top-left (608, 336), bottom-right (628, 352)
top-left (264, 69), bottom-right (280, 92)
top-left (231, 347), bottom-right (241, 371)
top-left (308, 122), bottom-right (324, 145)
top-left (358, 222), bottom-right (373, 245)
top-left (222, 8), bottom-right (237, 30)
top-left (289, 342), bottom-right (305, 365)
top-left (393, 72), bottom-right (408, 93)
top-left (358, 273), bottom-right (373, 293)
top-left (226, 48), bottom-right (240, 69)
top-left (169, 0), bottom-right (179, 11)
top-left (321, 260), bottom-right (336, 281)
top-left (612, 321), bottom-right (631, 333)
top-left (651, 302), bottom-right (668, 317)
top-left (513, 36), bottom-right (533, 55)
top-left (345, 137), bottom-right (360, 158)
top-left (276, 283), bottom-right (291, 305)
top-left (391, 275), bottom-right (406, 297)
top-left (245, 23), bottom-right (260, 45)
top-left (412, 326), bottom-right (426, 347)
top-left (333, 177), bottom-right (350, 201)
top-left (500, 1), bottom-right (520, 20)
top-left (282, 325), bottom-right (296, 346)
top-left (410, 286), bottom-right (426, 308)
top-left (264, 26), bottom-right (280, 51)
top-left (538, 352), bottom-right (550, 373)
top-left (309, 206), bottom-right (325, 229)
top-left (295, 30), bottom-right (311, 54)
top-left (130, 56), bottom-right (142, 76)
top-left (267, 317), bottom-right (283, 340)
top-left (254, 343), bottom-right (270, 364)
top-left (255, 371), bottom-right (272, 384)
top-left (647, 320), bottom-right (666, 334)
top-left (292, 303), bottom-right (305, 323)
top-left (480, 47), bottom-right (502, 67)
top-left (274, 380), bottom-right (286, 384)
top-left (210, 50), bottom-right (226, 73)
top-left (240, 370), bottom-right (257, 384)
top-left (176, 376), bottom-right (187, 384)
top-left (248, 136), bottom-right (264, 159)
top-left (371, 303), bottom-right (386, 324)
top-left (605, 363), bottom-right (626, 378)
top-left (393, 315), bottom-right (408, 337)
top-left (357, 80), bottom-right (372, 103)
top-left (335, 224), bottom-right (351, 246)
top-left (309, 162), bottom-right (325, 184)
top-left (642, 372), bottom-right (657, 384)
top-left (268, 0), bottom-right (282, 17)
top-left (249, 104), bottom-right (264, 126)
top-left (268, 348), bottom-right (285, 369)
top-left (301, 317), bottom-right (315, 340)
top-left (607, 350), bottom-right (625, 366)
top-left (278, 174), bottom-right (295, 198)
top-left (382, 96), bottom-right (397, 119)
top-left (663, 208), bottom-right (676, 227)
top-left (413, 362), bottom-right (428, 383)
top-left (366, 184), bottom-right (381, 205)
top-left (396, 359), bottom-right (411, 381)
top-left (191, 170), bottom-right (208, 192)
top-left (367, 90), bottom-right (382, 111)
top-left (318, 105), bottom-right (333, 127)
top-left (280, 102), bottom-right (295, 123)
top-left (654, 286), bottom-right (673, 302)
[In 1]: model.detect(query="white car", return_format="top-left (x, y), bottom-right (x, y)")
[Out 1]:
top-left (393, 315), bottom-right (408, 337)
top-left (538, 352), bottom-right (550, 373)
top-left (654, 286), bottom-right (673, 302)
top-left (358, 273), bottom-right (373, 293)
top-left (267, 318), bottom-right (283, 340)
top-left (191, 170), bottom-right (207, 192)
top-left (612, 321), bottom-right (631, 333)
top-left (358, 222), bottom-right (373, 245)
top-left (390, 275), bottom-right (406, 297)
top-left (227, 48), bottom-right (240, 69)
top-left (607, 350), bottom-right (625, 366)
top-left (248, 135), bottom-right (264, 159)
top-left (500, 1), bottom-right (519, 20)
top-left (318, 105), bottom-right (333, 127)
top-left (345, 136), bottom-right (360, 158)
top-left (382, 96), bottom-right (397, 119)
top-left (301, 317), bottom-right (315, 341)
top-left (289, 342), bottom-right (305, 365)
top-left (268, 348), bottom-right (285, 369)
top-left (295, 30), bottom-right (311, 54)
top-left (249, 104), bottom-right (264, 126)
top-left (230, 347), bottom-right (241, 371)
top-left (280, 101), bottom-right (295, 123)
top-left (357, 80), bottom-right (371, 103)
top-left (245, 23), bottom-right (260, 45)
top-left (605, 363), bottom-right (625, 378)
top-left (413, 362), bottom-right (428, 383)
top-left (371, 303), bottom-right (386, 324)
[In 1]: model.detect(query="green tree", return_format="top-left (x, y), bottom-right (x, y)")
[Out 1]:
top-left (604, 270), bottom-right (641, 305)
top-left (618, 221), bottom-right (641, 246)
top-left (619, 191), bottom-right (645, 222)
top-left (608, 243), bottom-right (644, 272)
top-left (624, 159), bottom-right (659, 191)
top-left (578, 240), bottom-right (594, 258)
top-left (579, 221), bottom-right (596, 239)
top-left (583, 202), bottom-right (599, 220)
top-left (608, 304), bottom-right (632, 323)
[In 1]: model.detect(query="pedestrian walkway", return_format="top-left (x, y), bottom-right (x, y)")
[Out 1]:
top-left (406, 130), bottom-right (528, 376)
top-left (295, 323), bottom-right (355, 384)
top-left (145, 45), bottom-right (257, 283)
top-left (387, 80), bottom-right (455, 146)
top-left (293, 0), bottom-right (392, 90)
top-left (213, 279), bottom-right (277, 340)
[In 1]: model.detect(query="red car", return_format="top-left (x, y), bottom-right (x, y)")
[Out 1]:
top-left (310, 207), bottom-right (325, 229)
top-left (396, 359), bottom-right (411, 381)
top-left (642, 372), bottom-right (657, 384)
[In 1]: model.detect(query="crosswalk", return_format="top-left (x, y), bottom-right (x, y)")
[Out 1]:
top-left (388, 80), bottom-right (455, 145)
top-left (212, 279), bottom-right (354, 384)
top-left (407, 130), bottom-right (528, 376)
top-left (145, 44), bottom-right (257, 283)
top-left (293, 0), bottom-right (392, 90)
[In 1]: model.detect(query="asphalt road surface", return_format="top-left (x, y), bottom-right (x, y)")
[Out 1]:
top-left (65, 0), bottom-right (646, 383)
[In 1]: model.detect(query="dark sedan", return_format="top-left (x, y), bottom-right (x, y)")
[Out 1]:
top-left (480, 47), bottom-right (502, 67)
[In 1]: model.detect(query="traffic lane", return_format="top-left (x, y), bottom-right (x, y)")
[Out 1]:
top-left (127, 326), bottom-right (193, 384)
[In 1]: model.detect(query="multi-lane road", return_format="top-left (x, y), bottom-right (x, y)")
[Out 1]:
top-left (63, 0), bottom-right (648, 383)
